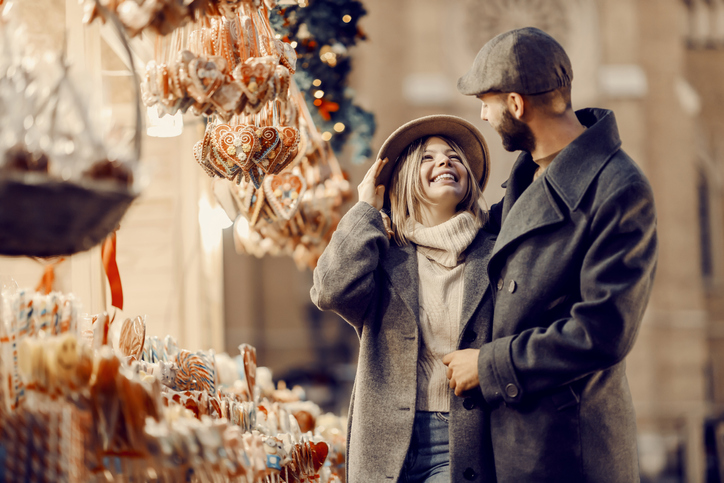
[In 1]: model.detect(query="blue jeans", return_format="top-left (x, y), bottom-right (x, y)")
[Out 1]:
top-left (399, 411), bottom-right (450, 483)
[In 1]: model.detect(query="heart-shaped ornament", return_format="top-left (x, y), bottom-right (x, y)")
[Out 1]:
top-left (311, 441), bottom-right (328, 473)
top-left (188, 57), bottom-right (226, 103)
top-left (253, 126), bottom-right (281, 172)
top-left (267, 126), bottom-right (301, 175)
top-left (275, 39), bottom-right (297, 73)
top-left (212, 124), bottom-right (253, 169)
top-left (263, 171), bottom-right (307, 220)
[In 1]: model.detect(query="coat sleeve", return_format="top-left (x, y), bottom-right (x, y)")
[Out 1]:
top-left (477, 179), bottom-right (658, 406)
top-left (310, 201), bottom-right (390, 330)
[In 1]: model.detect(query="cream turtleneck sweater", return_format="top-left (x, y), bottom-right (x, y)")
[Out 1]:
top-left (405, 211), bottom-right (480, 412)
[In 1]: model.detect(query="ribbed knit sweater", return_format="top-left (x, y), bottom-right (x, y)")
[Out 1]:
top-left (405, 211), bottom-right (480, 412)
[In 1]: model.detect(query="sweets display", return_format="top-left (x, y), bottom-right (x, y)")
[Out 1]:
top-left (0, 287), bottom-right (346, 482)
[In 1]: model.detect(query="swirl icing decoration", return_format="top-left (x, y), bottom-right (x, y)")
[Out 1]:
top-left (118, 316), bottom-right (146, 361)
top-left (174, 350), bottom-right (217, 394)
top-left (208, 123), bottom-right (302, 188)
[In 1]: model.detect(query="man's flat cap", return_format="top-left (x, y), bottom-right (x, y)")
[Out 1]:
top-left (457, 27), bottom-right (573, 97)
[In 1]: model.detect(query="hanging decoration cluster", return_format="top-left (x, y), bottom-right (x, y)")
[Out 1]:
top-left (83, 0), bottom-right (370, 269)
top-left (270, 0), bottom-right (375, 164)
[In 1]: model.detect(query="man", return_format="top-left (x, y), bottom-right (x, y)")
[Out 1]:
top-left (443, 27), bottom-right (657, 482)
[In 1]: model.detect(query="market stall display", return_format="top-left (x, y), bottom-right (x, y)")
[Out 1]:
top-left (0, 287), bottom-right (346, 482)
top-left (0, 0), bottom-right (362, 480)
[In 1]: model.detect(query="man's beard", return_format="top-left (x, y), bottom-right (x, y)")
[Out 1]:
top-left (497, 109), bottom-right (536, 153)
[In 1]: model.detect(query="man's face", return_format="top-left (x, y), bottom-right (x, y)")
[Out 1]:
top-left (479, 92), bottom-right (536, 153)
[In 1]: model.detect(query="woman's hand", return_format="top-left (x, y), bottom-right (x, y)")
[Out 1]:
top-left (443, 349), bottom-right (481, 396)
top-left (357, 157), bottom-right (388, 210)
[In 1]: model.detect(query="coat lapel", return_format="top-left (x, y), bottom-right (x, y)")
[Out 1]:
top-left (381, 243), bottom-right (419, 321)
top-left (492, 177), bottom-right (565, 260)
top-left (459, 233), bottom-right (496, 333)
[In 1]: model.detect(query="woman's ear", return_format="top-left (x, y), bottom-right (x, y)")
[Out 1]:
top-left (506, 93), bottom-right (526, 120)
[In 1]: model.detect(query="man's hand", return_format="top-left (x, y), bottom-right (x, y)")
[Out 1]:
top-left (443, 349), bottom-right (480, 396)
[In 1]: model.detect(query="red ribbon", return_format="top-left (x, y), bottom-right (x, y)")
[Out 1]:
top-left (35, 258), bottom-right (65, 295)
top-left (102, 231), bottom-right (124, 311)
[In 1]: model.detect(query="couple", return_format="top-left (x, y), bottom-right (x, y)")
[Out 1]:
top-left (311, 27), bottom-right (657, 483)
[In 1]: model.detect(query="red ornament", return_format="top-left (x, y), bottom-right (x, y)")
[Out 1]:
top-left (313, 99), bottom-right (339, 121)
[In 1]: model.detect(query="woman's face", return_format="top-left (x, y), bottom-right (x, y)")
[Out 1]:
top-left (418, 137), bottom-right (469, 209)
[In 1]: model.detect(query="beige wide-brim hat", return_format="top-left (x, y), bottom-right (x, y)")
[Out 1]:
top-left (375, 115), bottom-right (491, 198)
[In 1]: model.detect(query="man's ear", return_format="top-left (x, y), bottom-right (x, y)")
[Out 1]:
top-left (506, 93), bottom-right (525, 120)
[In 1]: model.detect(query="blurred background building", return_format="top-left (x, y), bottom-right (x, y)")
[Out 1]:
top-left (2, 0), bottom-right (724, 481)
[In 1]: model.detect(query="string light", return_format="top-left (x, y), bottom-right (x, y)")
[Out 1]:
top-left (290, 41), bottom-right (298, 48)
top-left (333, 122), bottom-right (345, 132)
top-left (343, 15), bottom-right (352, 23)
top-left (312, 79), bottom-right (322, 87)
top-left (314, 90), bottom-right (325, 99)
top-left (321, 132), bottom-right (332, 141)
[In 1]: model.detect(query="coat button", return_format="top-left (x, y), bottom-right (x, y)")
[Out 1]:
top-left (463, 467), bottom-right (477, 480)
top-left (508, 280), bottom-right (516, 293)
top-left (463, 398), bottom-right (476, 410)
top-left (463, 330), bottom-right (477, 343)
top-left (496, 278), bottom-right (504, 291)
top-left (505, 383), bottom-right (519, 398)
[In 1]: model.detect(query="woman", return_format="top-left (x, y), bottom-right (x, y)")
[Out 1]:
top-left (311, 115), bottom-right (497, 483)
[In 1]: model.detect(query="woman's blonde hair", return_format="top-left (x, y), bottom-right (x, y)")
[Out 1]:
top-left (388, 135), bottom-right (487, 246)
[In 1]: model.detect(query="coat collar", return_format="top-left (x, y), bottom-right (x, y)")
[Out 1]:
top-left (542, 108), bottom-right (621, 211)
top-left (499, 108), bottom-right (622, 213)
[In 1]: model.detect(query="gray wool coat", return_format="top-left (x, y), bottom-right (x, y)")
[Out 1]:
top-left (481, 108), bottom-right (657, 482)
top-left (311, 202), bottom-right (498, 483)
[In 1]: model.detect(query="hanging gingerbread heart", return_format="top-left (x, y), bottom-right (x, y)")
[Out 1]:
top-left (194, 127), bottom-right (219, 178)
top-left (212, 123), bottom-right (252, 170)
top-left (263, 171), bottom-right (307, 220)
top-left (273, 65), bottom-right (291, 103)
top-left (267, 126), bottom-right (301, 175)
top-left (275, 39), bottom-right (297, 74)
top-left (234, 56), bottom-right (276, 114)
top-left (252, 126), bottom-right (281, 173)
top-left (209, 146), bottom-right (241, 180)
top-left (187, 56), bottom-right (227, 104)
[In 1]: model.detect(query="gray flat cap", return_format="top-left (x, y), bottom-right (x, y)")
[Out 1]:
top-left (376, 114), bottom-right (490, 195)
top-left (458, 27), bottom-right (572, 96)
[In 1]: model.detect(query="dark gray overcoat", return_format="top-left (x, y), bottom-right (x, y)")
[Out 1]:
top-left (311, 202), bottom-right (498, 483)
top-left (481, 108), bottom-right (657, 482)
